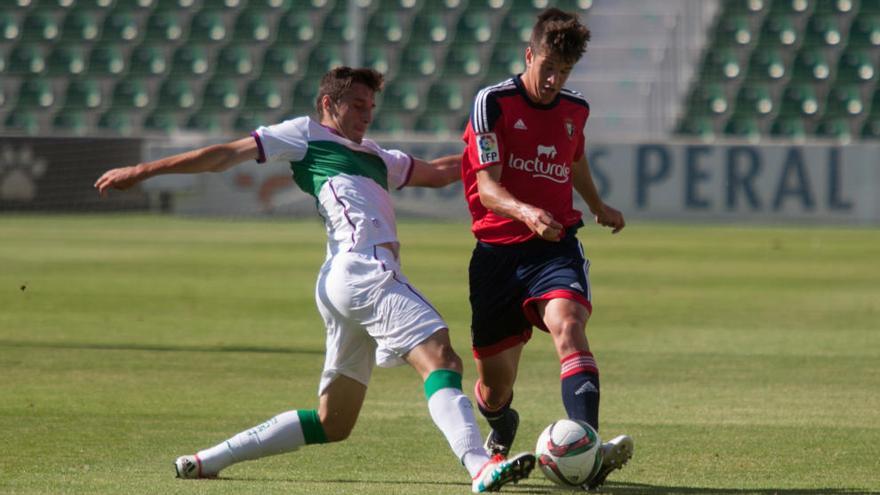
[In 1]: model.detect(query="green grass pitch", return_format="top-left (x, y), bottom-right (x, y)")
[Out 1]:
top-left (1, 215), bottom-right (878, 494)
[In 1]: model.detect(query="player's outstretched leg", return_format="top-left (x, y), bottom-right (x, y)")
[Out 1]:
top-left (584, 434), bottom-right (634, 490)
top-left (471, 452), bottom-right (536, 493)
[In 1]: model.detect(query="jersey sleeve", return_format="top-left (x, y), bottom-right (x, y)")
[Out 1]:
top-left (251, 118), bottom-right (309, 164)
top-left (467, 89), bottom-right (504, 171)
top-left (377, 146), bottom-right (414, 190)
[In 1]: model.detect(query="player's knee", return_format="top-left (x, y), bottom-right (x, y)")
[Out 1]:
top-left (319, 417), bottom-right (355, 443)
top-left (437, 344), bottom-right (463, 373)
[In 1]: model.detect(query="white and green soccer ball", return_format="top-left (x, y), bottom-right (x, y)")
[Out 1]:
top-left (535, 418), bottom-right (603, 488)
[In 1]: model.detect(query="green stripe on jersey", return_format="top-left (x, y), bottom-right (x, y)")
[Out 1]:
top-left (297, 409), bottom-right (328, 444)
top-left (423, 369), bottom-right (463, 400)
top-left (291, 140), bottom-right (389, 196)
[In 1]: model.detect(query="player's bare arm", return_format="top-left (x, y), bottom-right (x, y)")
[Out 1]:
top-left (572, 155), bottom-right (625, 234)
top-left (94, 137), bottom-right (259, 196)
top-left (476, 166), bottom-right (563, 241)
top-left (406, 154), bottom-right (462, 188)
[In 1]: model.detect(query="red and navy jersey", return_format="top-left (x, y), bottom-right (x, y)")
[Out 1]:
top-left (461, 75), bottom-right (590, 245)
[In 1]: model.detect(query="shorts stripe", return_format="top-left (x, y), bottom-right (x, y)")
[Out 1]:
top-left (372, 246), bottom-right (442, 316)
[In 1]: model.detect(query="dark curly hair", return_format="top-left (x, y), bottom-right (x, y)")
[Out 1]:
top-left (316, 66), bottom-right (384, 116)
top-left (529, 8), bottom-right (591, 65)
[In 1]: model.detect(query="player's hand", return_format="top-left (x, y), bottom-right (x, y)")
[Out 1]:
top-left (94, 165), bottom-right (143, 197)
top-left (523, 206), bottom-right (563, 241)
top-left (593, 203), bottom-right (625, 234)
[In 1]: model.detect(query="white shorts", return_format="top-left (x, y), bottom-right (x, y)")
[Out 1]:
top-left (314, 245), bottom-right (447, 395)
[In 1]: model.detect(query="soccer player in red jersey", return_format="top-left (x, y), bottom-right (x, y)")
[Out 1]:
top-left (461, 8), bottom-right (633, 489)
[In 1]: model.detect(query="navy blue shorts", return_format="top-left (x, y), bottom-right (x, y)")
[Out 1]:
top-left (468, 226), bottom-right (592, 358)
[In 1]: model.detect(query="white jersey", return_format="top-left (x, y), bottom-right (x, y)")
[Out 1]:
top-left (252, 116), bottom-right (414, 255)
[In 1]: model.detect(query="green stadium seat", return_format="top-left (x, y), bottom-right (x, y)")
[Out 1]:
top-left (553, 0), bottom-right (593, 11)
top-left (487, 43), bottom-right (525, 82)
top-left (155, 0), bottom-right (197, 9)
top-left (824, 84), bottom-right (865, 116)
top-left (804, 14), bottom-right (846, 47)
top-left (426, 80), bottom-right (465, 113)
top-left (464, 0), bottom-right (509, 12)
top-left (276, 12), bottom-right (317, 43)
top-left (78, 0), bottom-right (116, 8)
top-left (499, 10), bottom-right (537, 45)
top-left (364, 45), bottom-right (393, 76)
top-left (243, 79), bottom-right (283, 110)
top-left (770, 115), bottom-right (808, 137)
top-left (847, 14), bottom-right (880, 47)
top-left (380, 79), bottom-right (422, 112)
top-left (102, 10), bottom-right (141, 42)
top-left (35, 0), bottom-right (77, 8)
top-left (714, 14), bottom-right (755, 47)
top-left (171, 45), bottom-right (211, 77)
top-left (88, 44), bottom-right (126, 75)
top-left (61, 10), bottom-right (101, 42)
top-left (371, 111), bottom-right (407, 134)
top-left (689, 82), bottom-right (730, 116)
top-left (861, 0), bottom-right (880, 13)
top-left (64, 78), bottom-right (104, 108)
top-left (8, 45), bottom-right (46, 74)
top-left (260, 44), bottom-right (302, 78)
top-left (129, 44), bottom-right (169, 76)
top-left (291, 78), bottom-right (319, 114)
top-left (158, 78), bottom-right (198, 109)
top-left (724, 0), bottom-right (770, 16)
top-left (234, 110), bottom-right (273, 132)
top-left (202, 77), bottom-right (242, 110)
top-left (759, 14), bottom-right (800, 47)
top-left (409, 12), bottom-right (451, 45)
top-left (791, 47), bottom-right (832, 82)
top-left (233, 10), bottom-right (272, 42)
top-left (815, 116), bottom-right (853, 139)
top-left (5, 108), bottom-right (42, 134)
top-left (376, 0), bottom-right (422, 11)
top-left (320, 4), bottom-right (355, 44)
top-left (700, 47), bottom-right (743, 81)
top-left (188, 10), bottom-right (229, 43)
top-left (144, 109), bottom-right (181, 132)
top-left (16, 78), bottom-right (55, 108)
top-left (398, 44), bottom-right (438, 78)
top-left (861, 115), bottom-right (880, 139)
top-left (723, 114), bottom-right (762, 138)
top-left (747, 46), bottom-right (787, 80)
top-left (454, 10), bottom-right (493, 43)
top-left (835, 48), bottom-right (877, 84)
top-left (112, 77), bottom-right (151, 109)
top-left (97, 109), bottom-right (138, 135)
top-left (47, 45), bottom-right (87, 76)
top-left (216, 44), bottom-right (255, 76)
top-left (780, 82), bottom-right (821, 117)
top-left (146, 10), bottom-right (185, 42)
top-left (0, 13), bottom-right (20, 42)
top-left (202, 0), bottom-right (245, 8)
top-left (22, 11), bottom-right (61, 41)
top-left (244, 0), bottom-right (293, 12)
top-left (185, 111), bottom-right (227, 133)
top-left (815, 0), bottom-right (858, 14)
top-left (305, 44), bottom-right (344, 78)
top-left (769, 0), bottom-right (815, 15)
top-left (734, 83), bottom-right (775, 116)
top-left (52, 109), bottom-right (90, 135)
top-left (414, 113), bottom-right (456, 136)
top-left (442, 42), bottom-right (483, 78)
top-left (366, 12), bottom-right (408, 45)
top-left (676, 115), bottom-right (716, 139)
top-left (115, 0), bottom-right (157, 9)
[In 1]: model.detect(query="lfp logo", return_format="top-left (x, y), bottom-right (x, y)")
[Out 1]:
top-left (477, 132), bottom-right (499, 165)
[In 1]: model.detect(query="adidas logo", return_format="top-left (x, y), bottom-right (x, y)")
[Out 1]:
top-left (514, 119), bottom-right (528, 130)
top-left (575, 381), bottom-right (598, 395)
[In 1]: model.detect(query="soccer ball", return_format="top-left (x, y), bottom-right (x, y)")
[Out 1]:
top-left (535, 419), bottom-right (602, 487)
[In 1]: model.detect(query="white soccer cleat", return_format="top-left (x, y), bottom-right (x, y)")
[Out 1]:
top-left (471, 452), bottom-right (535, 493)
top-left (584, 434), bottom-right (634, 490)
top-left (174, 455), bottom-right (215, 479)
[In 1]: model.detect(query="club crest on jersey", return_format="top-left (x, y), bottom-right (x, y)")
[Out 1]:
top-left (476, 132), bottom-right (500, 165)
top-left (564, 118), bottom-right (575, 139)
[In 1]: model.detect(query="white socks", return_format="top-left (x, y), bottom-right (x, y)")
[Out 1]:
top-left (427, 386), bottom-right (492, 477)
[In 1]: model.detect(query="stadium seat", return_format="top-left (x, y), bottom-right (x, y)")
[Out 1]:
top-left (487, 43), bottom-right (525, 82)
top-left (414, 113), bottom-right (456, 136)
top-left (499, 10), bottom-right (537, 45)
top-left (861, 114), bottom-right (880, 138)
top-left (8, 44), bottom-right (46, 75)
top-left (380, 79), bottom-right (422, 112)
top-left (847, 14), bottom-right (880, 47)
top-left (202, 0), bottom-right (245, 8)
top-left (815, 0), bottom-right (858, 14)
top-left (371, 111), bottom-right (407, 134)
top-left (185, 110), bottom-right (227, 133)
top-left (815, 116), bottom-right (853, 138)
top-left (791, 47), bottom-right (832, 82)
top-left (689, 82), bottom-right (730, 116)
top-left (234, 110), bottom-right (273, 132)
top-left (47, 45), bottom-right (87, 75)
top-left (52, 109), bottom-right (90, 135)
top-left (759, 14), bottom-right (800, 47)
top-left (64, 78), bottom-right (104, 108)
top-left (244, 0), bottom-right (293, 12)
top-left (101, 10), bottom-right (142, 42)
top-left (146, 10), bottom-right (186, 42)
top-left (0, 13), bottom-right (20, 42)
top-left (129, 43), bottom-right (169, 76)
top-left (364, 45), bottom-right (393, 76)
top-left (398, 44), bottom-right (438, 78)
top-left (188, 10), bottom-right (229, 43)
top-left (115, 0), bottom-right (157, 9)
top-left (97, 109), bottom-right (138, 135)
top-left (780, 82), bottom-right (821, 117)
top-left (202, 77), bottom-right (242, 110)
top-left (61, 10), bottom-right (102, 42)
top-left (16, 78), bottom-right (55, 108)
top-left (260, 44), bottom-right (302, 78)
top-left (553, 0), bottom-right (593, 11)
top-left (112, 77), bottom-right (152, 109)
top-left (442, 42), bottom-right (483, 78)
top-left (158, 78), bottom-right (199, 109)
top-left (409, 12), bottom-right (451, 45)
top-left (233, 10), bottom-right (272, 42)
top-left (216, 44), bottom-right (255, 76)
top-left (700, 47), bottom-right (743, 81)
top-left (804, 14), bottom-right (846, 47)
top-left (276, 11), bottom-right (317, 43)
top-left (676, 115), bottom-right (716, 139)
top-left (747, 45), bottom-right (788, 80)
top-left (144, 109), bottom-right (181, 132)
top-left (734, 83), bottom-right (775, 116)
top-left (426, 80), bottom-right (465, 113)
top-left (88, 44), bottom-right (126, 76)
top-left (243, 78), bottom-right (283, 110)
top-left (291, 78), bottom-right (319, 115)
top-left (823, 84), bottom-right (865, 116)
top-left (769, 115), bottom-right (808, 137)
top-left (376, 0), bottom-right (422, 11)
top-left (78, 0), bottom-right (117, 8)
top-left (171, 45), bottom-right (211, 77)
top-left (454, 10), bottom-right (493, 44)
top-left (769, 0), bottom-right (815, 16)
top-left (835, 47), bottom-right (877, 83)
top-left (22, 10), bottom-right (61, 41)
top-left (366, 11), bottom-right (408, 45)
top-left (861, 0), bottom-right (880, 13)
top-left (724, 0), bottom-right (770, 16)
top-left (4, 108), bottom-right (42, 134)
top-left (723, 114), bottom-right (762, 138)
top-left (155, 0), bottom-right (197, 10)
top-left (714, 14), bottom-right (755, 47)
top-left (305, 44), bottom-right (344, 79)
top-left (320, 4), bottom-right (356, 44)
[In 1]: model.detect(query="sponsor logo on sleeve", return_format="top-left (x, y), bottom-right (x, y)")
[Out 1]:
top-left (476, 132), bottom-right (500, 165)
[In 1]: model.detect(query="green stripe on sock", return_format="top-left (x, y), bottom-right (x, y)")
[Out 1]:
top-left (297, 409), bottom-right (327, 445)
top-left (424, 369), bottom-right (463, 399)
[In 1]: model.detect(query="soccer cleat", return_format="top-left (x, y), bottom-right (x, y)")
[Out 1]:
top-left (584, 435), bottom-right (634, 490)
top-left (471, 452), bottom-right (535, 493)
top-left (483, 408), bottom-right (519, 457)
top-left (174, 455), bottom-right (215, 479)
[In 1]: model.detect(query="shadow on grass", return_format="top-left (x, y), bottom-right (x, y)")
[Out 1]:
top-left (0, 339), bottom-right (323, 355)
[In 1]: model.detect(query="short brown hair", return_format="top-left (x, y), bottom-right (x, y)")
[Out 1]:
top-left (316, 66), bottom-right (384, 116)
top-left (529, 8), bottom-right (591, 65)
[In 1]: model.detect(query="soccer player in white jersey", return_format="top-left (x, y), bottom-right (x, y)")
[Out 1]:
top-left (94, 67), bottom-right (535, 493)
